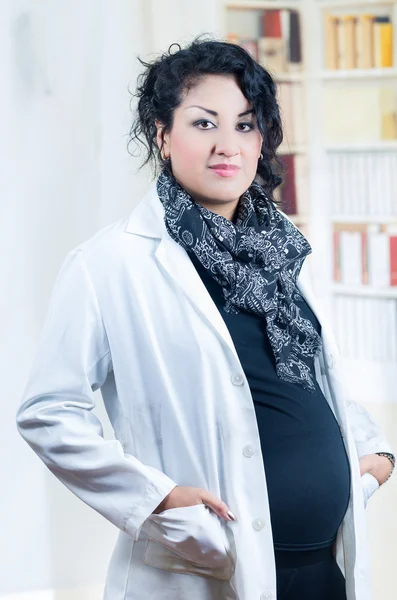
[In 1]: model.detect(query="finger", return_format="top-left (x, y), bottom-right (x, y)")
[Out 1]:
top-left (200, 490), bottom-right (237, 521)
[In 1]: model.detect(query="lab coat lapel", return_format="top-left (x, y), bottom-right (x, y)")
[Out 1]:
top-left (126, 183), bottom-right (239, 359)
top-left (155, 234), bottom-right (239, 360)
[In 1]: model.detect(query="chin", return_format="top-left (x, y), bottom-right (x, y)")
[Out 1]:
top-left (207, 182), bottom-right (248, 201)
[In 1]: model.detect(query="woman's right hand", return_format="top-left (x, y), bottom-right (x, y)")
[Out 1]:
top-left (152, 485), bottom-right (237, 522)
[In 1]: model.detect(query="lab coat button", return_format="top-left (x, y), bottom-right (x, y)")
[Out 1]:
top-left (243, 444), bottom-right (255, 458)
top-left (231, 373), bottom-right (244, 386)
top-left (260, 592), bottom-right (273, 599)
top-left (327, 353), bottom-right (334, 369)
top-left (252, 517), bottom-right (266, 531)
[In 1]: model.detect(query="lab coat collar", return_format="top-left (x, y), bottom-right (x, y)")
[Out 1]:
top-left (125, 181), bottom-right (166, 239)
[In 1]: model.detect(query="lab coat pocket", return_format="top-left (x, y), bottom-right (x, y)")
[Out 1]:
top-left (360, 472), bottom-right (379, 508)
top-left (141, 504), bottom-right (235, 580)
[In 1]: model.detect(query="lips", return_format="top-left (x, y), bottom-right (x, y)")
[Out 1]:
top-left (209, 164), bottom-right (240, 172)
top-left (209, 165), bottom-right (240, 178)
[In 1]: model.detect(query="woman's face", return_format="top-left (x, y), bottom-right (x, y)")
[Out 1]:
top-left (156, 74), bottom-right (263, 219)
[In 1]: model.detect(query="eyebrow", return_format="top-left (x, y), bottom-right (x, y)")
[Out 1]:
top-left (184, 105), bottom-right (255, 117)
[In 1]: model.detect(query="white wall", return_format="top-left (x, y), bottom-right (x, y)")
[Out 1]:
top-left (2, 0), bottom-right (148, 596)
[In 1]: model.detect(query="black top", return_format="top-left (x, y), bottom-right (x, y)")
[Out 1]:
top-left (189, 251), bottom-right (351, 551)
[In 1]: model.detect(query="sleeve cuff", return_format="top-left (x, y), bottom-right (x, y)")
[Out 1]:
top-left (361, 472), bottom-right (380, 508)
top-left (123, 475), bottom-right (178, 540)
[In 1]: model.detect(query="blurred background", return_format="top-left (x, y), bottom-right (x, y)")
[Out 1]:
top-left (2, 0), bottom-right (397, 598)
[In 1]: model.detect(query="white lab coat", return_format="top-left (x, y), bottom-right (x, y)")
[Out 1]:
top-left (16, 181), bottom-right (393, 600)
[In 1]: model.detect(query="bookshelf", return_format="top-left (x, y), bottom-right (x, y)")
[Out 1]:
top-left (222, 0), bottom-right (397, 402)
top-left (224, 0), bottom-right (310, 232)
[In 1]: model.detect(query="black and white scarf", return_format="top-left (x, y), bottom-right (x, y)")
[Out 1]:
top-left (156, 168), bottom-right (322, 392)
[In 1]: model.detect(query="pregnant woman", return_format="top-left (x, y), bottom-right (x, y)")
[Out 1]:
top-left (16, 38), bottom-right (394, 600)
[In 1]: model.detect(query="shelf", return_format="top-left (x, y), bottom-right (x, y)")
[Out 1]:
top-left (325, 140), bottom-right (397, 152)
top-left (317, 0), bottom-right (396, 8)
top-left (319, 68), bottom-right (397, 80)
top-left (225, 1), bottom-right (302, 9)
top-left (331, 216), bottom-right (397, 223)
top-left (332, 283), bottom-right (397, 298)
top-left (274, 72), bottom-right (306, 82)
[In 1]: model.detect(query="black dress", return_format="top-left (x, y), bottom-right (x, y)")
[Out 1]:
top-left (188, 251), bottom-right (351, 552)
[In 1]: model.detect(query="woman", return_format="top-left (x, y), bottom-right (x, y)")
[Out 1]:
top-left (16, 38), bottom-right (394, 600)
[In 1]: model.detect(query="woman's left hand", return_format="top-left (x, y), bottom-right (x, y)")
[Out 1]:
top-left (359, 453), bottom-right (393, 486)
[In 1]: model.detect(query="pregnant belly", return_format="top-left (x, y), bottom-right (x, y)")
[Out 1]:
top-left (255, 405), bottom-right (351, 550)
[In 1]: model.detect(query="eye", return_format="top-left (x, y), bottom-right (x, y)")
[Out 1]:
top-left (194, 120), bottom-right (216, 130)
top-left (237, 122), bottom-right (254, 132)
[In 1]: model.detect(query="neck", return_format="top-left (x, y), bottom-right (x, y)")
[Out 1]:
top-left (200, 201), bottom-right (239, 222)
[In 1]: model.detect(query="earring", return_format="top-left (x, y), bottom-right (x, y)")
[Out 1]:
top-left (161, 149), bottom-right (169, 161)
top-left (259, 152), bottom-right (263, 160)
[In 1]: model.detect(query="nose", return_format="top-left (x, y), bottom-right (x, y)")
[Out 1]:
top-left (213, 130), bottom-right (240, 158)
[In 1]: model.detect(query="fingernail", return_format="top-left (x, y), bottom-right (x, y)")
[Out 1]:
top-left (227, 510), bottom-right (237, 521)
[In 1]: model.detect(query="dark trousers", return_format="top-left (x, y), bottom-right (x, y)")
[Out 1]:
top-left (275, 546), bottom-right (347, 600)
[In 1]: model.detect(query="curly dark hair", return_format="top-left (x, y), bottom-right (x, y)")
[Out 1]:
top-left (128, 35), bottom-right (284, 203)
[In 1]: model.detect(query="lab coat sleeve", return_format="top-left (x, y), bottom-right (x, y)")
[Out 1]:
top-left (344, 396), bottom-right (393, 501)
top-left (345, 395), bottom-right (394, 458)
top-left (16, 249), bottom-right (178, 540)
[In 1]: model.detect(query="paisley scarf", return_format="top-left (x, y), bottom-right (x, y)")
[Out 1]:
top-left (156, 168), bottom-right (322, 392)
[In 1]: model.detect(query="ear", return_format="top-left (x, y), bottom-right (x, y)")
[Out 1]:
top-left (155, 120), bottom-right (169, 154)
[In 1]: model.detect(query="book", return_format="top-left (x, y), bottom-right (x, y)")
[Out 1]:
top-left (275, 154), bottom-right (309, 216)
top-left (262, 10), bottom-right (282, 38)
top-left (324, 13), bottom-right (339, 69)
top-left (277, 83), bottom-right (306, 147)
top-left (294, 154), bottom-right (310, 214)
top-left (260, 9), bottom-right (285, 74)
top-left (374, 16), bottom-right (393, 68)
top-left (367, 224), bottom-right (390, 287)
top-left (380, 88), bottom-right (397, 139)
top-left (278, 154), bottom-right (297, 214)
top-left (356, 14), bottom-right (375, 69)
top-left (337, 15), bottom-right (357, 69)
top-left (340, 230), bottom-right (362, 284)
top-left (289, 10), bottom-right (302, 70)
top-left (333, 223), bottom-right (367, 284)
top-left (258, 37), bottom-right (287, 73)
top-left (344, 15), bottom-right (357, 69)
top-left (387, 225), bottom-right (397, 286)
top-left (333, 229), bottom-right (341, 282)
